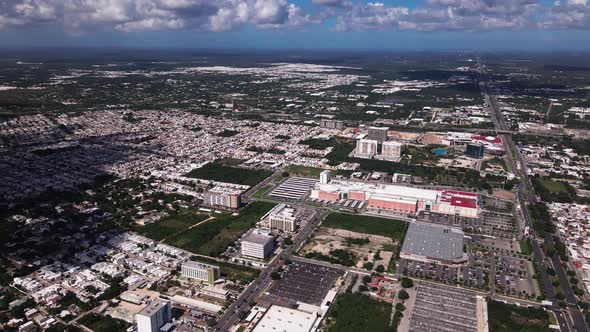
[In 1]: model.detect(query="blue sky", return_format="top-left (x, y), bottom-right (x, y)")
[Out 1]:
top-left (0, 0), bottom-right (589, 50)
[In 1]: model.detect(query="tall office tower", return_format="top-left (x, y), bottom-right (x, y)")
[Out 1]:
top-left (367, 126), bottom-right (388, 143)
top-left (320, 170), bottom-right (331, 184)
top-left (381, 141), bottom-right (403, 160)
top-left (136, 300), bottom-right (171, 332)
top-left (354, 139), bottom-right (378, 158)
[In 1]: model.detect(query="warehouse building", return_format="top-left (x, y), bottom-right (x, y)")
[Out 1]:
top-left (401, 223), bottom-right (467, 265)
top-left (252, 305), bottom-right (318, 332)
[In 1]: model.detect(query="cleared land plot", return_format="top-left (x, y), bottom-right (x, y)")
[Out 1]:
top-left (186, 162), bottom-right (272, 186)
top-left (323, 213), bottom-right (406, 240)
top-left (301, 227), bottom-right (395, 269)
top-left (265, 261), bottom-right (343, 306)
top-left (269, 177), bottom-right (318, 200)
top-left (166, 201), bottom-right (276, 257)
top-left (409, 282), bottom-right (478, 332)
top-left (487, 300), bottom-right (552, 332)
top-left (325, 293), bottom-right (393, 332)
top-left (137, 209), bottom-right (208, 241)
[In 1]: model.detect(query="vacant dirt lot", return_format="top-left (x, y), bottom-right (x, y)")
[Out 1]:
top-left (301, 227), bottom-right (396, 269)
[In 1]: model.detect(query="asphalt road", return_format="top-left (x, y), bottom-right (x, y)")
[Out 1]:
top-left (479, 61), bottom-right (587, 332)
top-left (213, 208), bottom-right (328, 331)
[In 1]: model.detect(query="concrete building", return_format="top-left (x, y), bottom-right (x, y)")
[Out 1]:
top-left (199, 285), bottom-right (230, 301)
top-left (181, 261), bottom-right (220, 284)
top-left (136, 299), bottom-right (171, 332)
top-left (253, 305), bottom-right (318, 332)
top-left (267, 203), bottom-right (297, 232)
top-left (242, 232), bottom-right (274, 259)
top-left (367, 126), bottom-right (388, 143)
top-left (380, 141), bottom-right (403, 160)
top-left (320, 119), bottom-right (344, 130)
top-left (354, 139), bottom-right (378, 158)
top-left (203, 188), bottom-right (241, 209)
top-left (320, 170), bottom-right (331, 184)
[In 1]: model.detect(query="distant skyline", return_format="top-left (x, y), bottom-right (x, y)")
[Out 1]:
top-left (0, 0), bottom-right (589, 50)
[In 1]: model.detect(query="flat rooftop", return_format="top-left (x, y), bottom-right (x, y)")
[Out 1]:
top-left (253, 305), bottom-right (318, 332)
top-left (182, 260), bottom-right (219, 270)
top-left (401, 223), bottom-right (465, 261)
top-left (243, 232), bottom-right (274, 245)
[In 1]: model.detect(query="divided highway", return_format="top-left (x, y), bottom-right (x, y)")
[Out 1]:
top-left (479, 62), bottom-right (588, 332)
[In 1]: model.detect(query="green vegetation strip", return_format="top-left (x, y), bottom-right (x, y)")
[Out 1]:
top-left (325, 293), bottom-right (393, 332)
top-left (166, 201), bottom-right (276, 257)
top-left (488, 300), bottom-right (552, 332)
top-left (186, 161), bottom-right (272, 186)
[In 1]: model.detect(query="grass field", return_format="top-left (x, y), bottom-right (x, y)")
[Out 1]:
top-left (323, 213), bottom-right (406, 240)
top-left (325, 293), bottom-right (393, 332)
top-left (186, 161), bottom-right (272, 186)
top-left (285, 165), bottom-right (324, 177)
top-left (166, 201), bottom-right (276, 257)
top-left (137, 209), bottom-right (208, 241)
top-left (488, 300), bottom-right (552, 332)
top-left (252, 184), bottom-right (273, 198)
top-left (190, 256), bottom-right (260, 284)
top-left (537, 178), bottom-right (569, 193)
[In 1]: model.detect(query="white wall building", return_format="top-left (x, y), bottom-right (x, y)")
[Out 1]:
top-left (136, 299), bottom-right (171, 332)
top-left (381, 141), bottom-right (403, 160)
top-left (354, 139), bottom-right (378, 158)
top-left (267, 203), bottom-right (297, 232)
top-left (242, 232), bottom-right (274, 259)
top-left (181, 261), bottom-right (220, 284)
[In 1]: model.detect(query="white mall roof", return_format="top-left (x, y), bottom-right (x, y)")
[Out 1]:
top-left (253, 305), bottom-right (318, 332)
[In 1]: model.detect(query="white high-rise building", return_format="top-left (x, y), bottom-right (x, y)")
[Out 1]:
top-left (320, 170), bottom-right (331, 184)
top-left (354, 139), bottom-right (378, 158)
top-left (136, 299), bottom-right (171, 332)
top-left (381, 141), bottom-right (403, 160)
top-left (242, 232), bottom-right (274, 259)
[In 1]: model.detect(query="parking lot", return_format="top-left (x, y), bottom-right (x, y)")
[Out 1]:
top-left (409, 282), bottom-right (479, 332)
top-left (262, 261), bottom-right (343, 306)
top-left (269, 177), bottom-right (317, 200)
top-left (308, 197), bottom-right (366, 210)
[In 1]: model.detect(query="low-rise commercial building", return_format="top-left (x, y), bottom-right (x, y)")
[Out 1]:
top-left (181, 261), bottom-right (220, 284)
